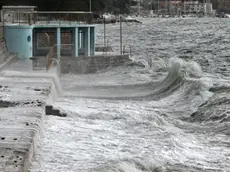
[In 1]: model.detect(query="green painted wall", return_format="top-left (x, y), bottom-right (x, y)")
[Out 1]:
top-left (4, 26), bottom-right (33, 58)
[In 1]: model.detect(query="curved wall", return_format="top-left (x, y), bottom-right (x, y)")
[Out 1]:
top-left (4, 26), bottom-right (33, 58)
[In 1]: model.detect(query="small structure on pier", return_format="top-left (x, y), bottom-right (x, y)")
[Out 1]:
top-left (2, 6), bottom-right (95, 59)
top-left (1, 6), bottom-right (131, 74)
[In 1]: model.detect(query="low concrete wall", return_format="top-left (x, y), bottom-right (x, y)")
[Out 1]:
top-left (60, 54), bottom-right (131, 74)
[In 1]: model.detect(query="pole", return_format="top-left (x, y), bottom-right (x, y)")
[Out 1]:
top-left (166, 0), bottom-right (168, 14)
top-left (169, 0), bottom-right (171, 15)
top-left (184, 0), bottom-right (186, 14)
top-left (137, 0), bottom-right (141, 15)
top-left (104, 17), bottom-right (106, 48)
top-left (203, 0), bottom-right (205, 15)
top-left (158, 0), bottom-right (159, 15)
top-left (151, 0), bottom-right (153, 11)
top-left (120, 15), bottom-right (122, 55)
top-left (169, 0), bottom-right (171, 14)
top-left (89, 0), bottom-right (92, 12)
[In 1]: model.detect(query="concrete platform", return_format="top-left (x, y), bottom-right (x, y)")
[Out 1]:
top-left (0, 41), bottom-right (131, 171)
top-left (0, 57), bottom-right (60, 171)
top-left (0, 107), bottom-right (44, 172)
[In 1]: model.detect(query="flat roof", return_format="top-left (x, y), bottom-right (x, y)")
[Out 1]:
top-left (7, 11), bottom-right (93, 14)
top-left (34, 11), bottom-right (92, 14)
top-left (4, 23), bottom-right (95, 28)
top-left (2, 6), bottom-right (37, 9)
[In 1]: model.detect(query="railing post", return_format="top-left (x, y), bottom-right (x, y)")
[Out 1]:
top-left (120, 15), bottom-right (123, 55)
top-left (84, 13), bottom-right (86, 24)
top-left (49, 13), bottom-right (51, 24)
top-left (19, 12), bottom-right (20, 25)
top-left (59, 14), bottom-right (61, 26)
top-left (57, 28), bottom-right (61, 59)
top-left (103, 17), bottom-right (106, 48)
top-left (123, 45), bottom-right (125, 55)
top-left (29, 13), bottom-right (31, 25)
top-left (123, 44), bottom-right (132, 57)
top-left (130, 45), bottom-right (132, 57)
top-left (34, 12), bottom-right (37, 24)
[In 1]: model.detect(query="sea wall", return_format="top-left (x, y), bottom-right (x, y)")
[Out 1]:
top-left (60, 54), bottom-right (131, 74)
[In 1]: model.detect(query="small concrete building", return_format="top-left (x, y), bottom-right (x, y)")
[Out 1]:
top-left (2, 6), bottom-right (95, 59)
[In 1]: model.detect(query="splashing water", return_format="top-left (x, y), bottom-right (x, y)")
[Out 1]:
top-left (30, 18), bottom-right (230, 172)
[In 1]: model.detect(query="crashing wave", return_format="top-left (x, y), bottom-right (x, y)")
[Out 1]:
top-left (63, 57), bottom-right (211, 104)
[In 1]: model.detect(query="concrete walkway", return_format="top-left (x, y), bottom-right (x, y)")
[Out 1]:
top-left (0, 107), bottom-right (43, 172)
top-left (0, 57), bottom-right (59, 172)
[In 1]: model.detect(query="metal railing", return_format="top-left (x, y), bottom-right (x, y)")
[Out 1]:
top-left (3, 11), bottom-right (93, 25)
top-left (123, 44), bottom-right (132, 58)
top-left (95, 43), bottom-right (114, 56)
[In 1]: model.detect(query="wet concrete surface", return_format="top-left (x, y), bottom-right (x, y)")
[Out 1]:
top-left (0, 107), bottom-right (44, 172)
top-left (0, 57), bottom-right (59, 172)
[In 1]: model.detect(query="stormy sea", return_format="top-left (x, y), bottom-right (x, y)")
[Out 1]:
top-left (30, 18), bottom-right (230, 171)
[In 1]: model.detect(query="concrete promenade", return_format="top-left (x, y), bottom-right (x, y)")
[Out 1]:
top-left (0, 36), bottom-right (131, 171)
top-left (0, 49), bottom-right (59, 172)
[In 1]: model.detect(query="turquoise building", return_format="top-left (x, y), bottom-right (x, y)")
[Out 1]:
top-left (2, 6), bottom-right (95, 58)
